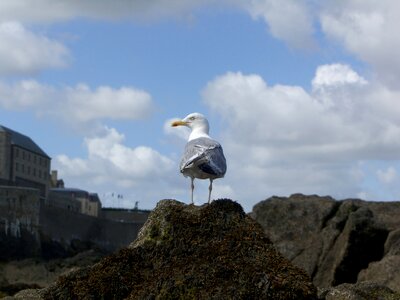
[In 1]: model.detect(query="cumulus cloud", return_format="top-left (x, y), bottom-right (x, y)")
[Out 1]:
top-left (239, 0), bottom-right (316, 49)
top-left (53, 126), bottom-right (180, 208)
top-left (0, 79), bottom-right (54, 109)
top-left (0, 21), bottom-right (69, 75)
top-left (61, 84), bottom-right (154, 123)
top-left (0, 80), bottom-right (154, 130)
top-left (312, 64), bottom-right (367, 88)
top-left (0, 0), bottom-right (212, 23)
top-left (320, 0), bottom-right (400, 86)
top-left (202, 66), bottom-right (400, 210)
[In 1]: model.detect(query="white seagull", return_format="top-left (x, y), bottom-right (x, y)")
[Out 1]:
top-left (171, 113), bottom-right (227, 204)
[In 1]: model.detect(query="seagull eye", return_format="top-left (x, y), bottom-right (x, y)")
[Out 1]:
top-left (189, 116), bottom-right (196, 121)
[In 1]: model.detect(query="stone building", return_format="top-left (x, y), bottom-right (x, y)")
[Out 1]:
top-left (49, 188), bottom-right (102, 217)
top-left (101, 207), bottom-right (150, 223)
top-left (0, 125), bottom-right (51, 198)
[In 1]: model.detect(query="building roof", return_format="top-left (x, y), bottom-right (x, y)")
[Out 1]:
top-left (50, 187), bottom-right (89, 196)
top-left (0, 125), bottom-right (50, 158)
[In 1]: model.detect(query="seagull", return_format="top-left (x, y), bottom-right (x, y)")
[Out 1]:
top-left (171, 113), bottom-right (227, 204)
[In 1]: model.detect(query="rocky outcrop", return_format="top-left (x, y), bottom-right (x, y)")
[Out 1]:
top-left (251, 194), bottom-right (400, 294)
top-left (0, 249), bottom-right (107, 298)
top-left (40, 199), bottom-right (317, 299)
top-left (319, 281), bottom-right (400, 300)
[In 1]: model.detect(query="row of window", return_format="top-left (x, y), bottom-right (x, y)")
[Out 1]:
top-left (14, 148), bottom-right (48, 167)
top-left (15, 162), bottom-right (48, 180)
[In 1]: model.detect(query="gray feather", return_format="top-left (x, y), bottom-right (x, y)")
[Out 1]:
top-left (180, 137), bottom-right (227, 179)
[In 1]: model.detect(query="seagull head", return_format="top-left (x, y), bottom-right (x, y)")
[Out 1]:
top-left (171, 112), bottom-right (210, 140)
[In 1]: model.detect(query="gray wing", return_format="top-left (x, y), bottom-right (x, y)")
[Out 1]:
top-left (180, 137), bottom-right (227, 177)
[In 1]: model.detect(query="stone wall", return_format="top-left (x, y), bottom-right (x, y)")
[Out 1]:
top-left (0, 186), bottom-right (147, 260)
top-left (39, 205), bottom-right (144, 256)
top-left (0, 186), bottom-right (41, 259)
top-left (101, 208), bottom-right (150, 223)
top-left (0, 131), bottom-right (11, 181)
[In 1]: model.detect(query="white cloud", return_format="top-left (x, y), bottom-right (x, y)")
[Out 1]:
top-left (0, 0), bottom-right (212, 23)
top-left (377, 166), bottom-right (398, 184)
top-left (238, 0), bottom-right (316, 49)
top-left (62, 84), bottom-right (154, 123)
top-left (53, 126), bottom-right (181, 208)
top-left (0, 21), bottom-right (69, 75)
top-left (312, 64), bottom-right (367, 89)
top-left (0, 79), bottom-right (53, 110)
top-left (320, 0), bottom-right (400, 86)
top-left (0, 80), bottom-right (154, 130)
top-left (202, 67), bottom-right (400, 210)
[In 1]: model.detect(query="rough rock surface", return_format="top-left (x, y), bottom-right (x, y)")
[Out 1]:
top-left (319, 282), bottom-right (400, 300)
top-left (0, 249), bottom-right (106, 298)
top-left (39, 199), bottom-right (317, 299)
top-left (251, 194), bottom-right (400, 293)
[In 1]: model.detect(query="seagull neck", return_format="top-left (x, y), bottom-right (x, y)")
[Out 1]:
top-left (188, 128), bottom-right (210, 141)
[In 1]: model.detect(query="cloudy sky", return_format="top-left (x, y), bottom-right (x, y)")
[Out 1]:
top-left (1, 0), bottom-right (400, 212)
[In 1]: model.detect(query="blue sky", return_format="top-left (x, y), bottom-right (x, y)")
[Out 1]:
top-left (1, 1), bottom-right (400, 212)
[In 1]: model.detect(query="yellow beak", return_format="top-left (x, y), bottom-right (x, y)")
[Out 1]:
top-left (171, 120), bottom-right (188, 127)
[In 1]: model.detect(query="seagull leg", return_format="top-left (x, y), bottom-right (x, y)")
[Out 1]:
top-left (208, 179), bottom-right (213, 204)
top-left (190, 177), bottom-right (195, 204)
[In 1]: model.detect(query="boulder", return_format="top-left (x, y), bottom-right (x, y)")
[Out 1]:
top-left (319, 281), bottom-right (400, 300)
top-left (252, 194), bottom-right (400, 292)
top-left (0, 249), bottom-right (106, 297)
top-left (41, 199), bottom-right (317, 299)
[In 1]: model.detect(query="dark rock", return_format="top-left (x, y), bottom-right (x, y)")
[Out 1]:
top-left (358, 255), bottom-right (400, 292)
top-left (0, 283), bottom-right (41, 297)
top-left (0, 249), bottom-right (106, 297)
top-left (251, 194), bottom-right (338, 278)
top-left (319, 281), bottom-right (400, 300)
top-left (42, 199), bottom-right (317, 299)
top-left (384, 229), bottom-right (400, 255)
top-left (251, 194), bottom-right (399, 292)
top-left (3, 288), bottom-right (43, 299)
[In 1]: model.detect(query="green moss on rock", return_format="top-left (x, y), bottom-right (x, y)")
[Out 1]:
top-left (42, 199), bottom-right (317, 299)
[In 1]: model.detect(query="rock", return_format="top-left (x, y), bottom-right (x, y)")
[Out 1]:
top-left (319, 281), bottom-right (400, 300)
top-left (42, 199), bottom-right (317, 299)
top-left (251, 194), bottom-right (399, 292)
top-left (0, 249), bottom-right (106, 297)
top-left (5, 289), bottom-right (43, 299)
top-left (315, 205), bottom-right (388, 287)
top-left (358, 255), bottom-right (400, 292)
top-left (251, 194), bottom-right (338, 277)
top-left (385, 229), bottom-right (400, 255)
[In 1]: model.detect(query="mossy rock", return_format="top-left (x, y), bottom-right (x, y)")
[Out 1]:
top-left (42, 199), bottom-right (317, 299)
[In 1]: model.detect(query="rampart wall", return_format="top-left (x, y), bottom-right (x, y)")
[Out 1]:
top-left (40, 205), bottom-right (143, 256)
top-left (0, 186), bottom-right (41, 259)
top-left (0, 186), bottom-right (147, 260)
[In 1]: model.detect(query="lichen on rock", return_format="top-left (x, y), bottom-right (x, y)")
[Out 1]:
top-left (41, 199), bottom-right (317, 299)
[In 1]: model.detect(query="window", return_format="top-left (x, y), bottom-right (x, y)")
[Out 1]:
top-left (16, 163), bottom-right (19, 172)
top-left (34, 156), bottom-right (37, 164)
top-left (22, 151), bottom-right (25, 160)
top-left (33, 168), bottom-right (36, 176)
top-left (15, 148), bottom-right (19, 157)
top-left (21, 164), bottom-right (25, 173)
top-left (27, 166), bottom-right (30, 175)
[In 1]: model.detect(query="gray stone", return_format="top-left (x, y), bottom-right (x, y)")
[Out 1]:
top-left (252, 194), bottom-right (398, 293)
top-left (320, 281), bottom-right (400, 300)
